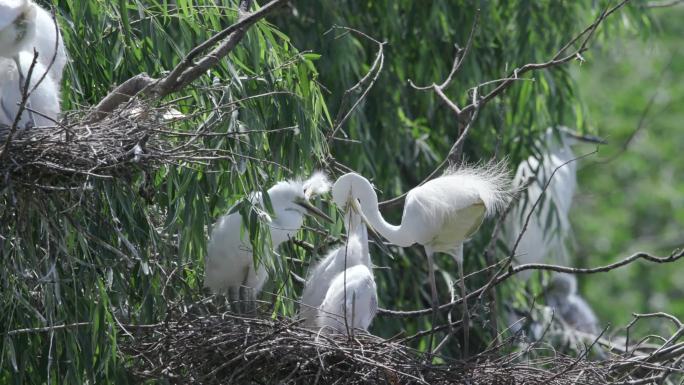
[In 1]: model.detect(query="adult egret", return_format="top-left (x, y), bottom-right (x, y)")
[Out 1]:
top-left (0, 50), bottom-right (60, 128)
top-left (299, 198), bottom-right (373, 328)
top-left (505, 127), bottom-right (604, 274)
top-left (205, 172), bottom-right (332, 312)
top-left (0, 0), bottom-right (37, 58)
top-left (332, 163), bottom-right (512, 353)
top-left (503, 127), bottom-right (604, 335)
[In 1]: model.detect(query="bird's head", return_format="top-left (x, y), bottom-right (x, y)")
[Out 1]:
top-left (331, 173), bottom-right (372, 229)
top-left (331, 172), bottom-right (376, 209)
top-left (268, 172), bottom-right (332, 223)
top-left (0, 0), bottom-right (37, 58)
top-left (332, 173), bottom-right (393, 255)
top-left (547, 273), bottom-right (577, 298)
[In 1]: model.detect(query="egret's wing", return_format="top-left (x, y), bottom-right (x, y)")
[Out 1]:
top-left (461, 200), bottom-right (487, 239)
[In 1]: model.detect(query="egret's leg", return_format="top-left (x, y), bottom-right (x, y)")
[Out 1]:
top-left (238, 286), bottom-right (256, 315)
top-left (228, 286), bottom-right (240, 313)
top-left (453, 245), bottom-right (469, 358)
top-left (244, 286), bottom-right (256, 315)
top-left (425, 250), bottom-right (440, 355)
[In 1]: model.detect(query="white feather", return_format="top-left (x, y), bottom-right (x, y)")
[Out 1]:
top-left (0, 0), bottom-right (36, 58)
top-left (303, 170), bottom-right (331, 199)
top-left (29, 3), bottom-right (67, 84)
top-left (205, 173), bottom-right (329, 300)
top-left (0, 51), bottom-right (60, 128)
top-left (316, 264), bottom-right (377, 334)
top-left (299, 209), bottom-right (370, 327)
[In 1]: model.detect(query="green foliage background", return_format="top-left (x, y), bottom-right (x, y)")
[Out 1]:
top-left (573, 5), bottom-right (684, 333)
top-left (0, 0), bottom-right (681, 383)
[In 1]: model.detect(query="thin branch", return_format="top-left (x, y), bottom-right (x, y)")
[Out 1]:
top-left (326, 26), bottom-right (386, 144)
top-left (596, 56), bottom-right (673, 164)
top-left (6, 322), bottom-right (91, 336)
top-left (644, 0), bottom-right (684, 8)
top-left (378, 0), bottom-right (629, 209)
top-left (1, 51), bottom-right (40, 159)
top-left (85, 0), bottom-right (287, 123)
top-left (378, 247), bottom-right (684, 318)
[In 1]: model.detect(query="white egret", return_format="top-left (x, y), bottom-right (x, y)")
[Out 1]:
top-left (0, 0), bottom-right (36, 58)
top-left (505, 127), bottom-right (604, 274)
top-left (503, 127), bottom-right (604, 334)
top-left (0, 50), bottom-right (60, 128)
top-left (205, 172), bottom-right (332, 312)
top-left (546, 274), bottom-right (598, 334)
top-left (317, 264), bottom-right (377, 335)
top-left (0, 0), bottom-right (65, 130)
top-left (1, 0), bottom-right (66, 77)
top-left (332, 163), bottom-right (512, 353)
top-left (299, 197), bottom-right (373, 328)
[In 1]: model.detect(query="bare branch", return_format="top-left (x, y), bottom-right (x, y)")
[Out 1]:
top-left (378, 0), bottom-right (630, 209)
top-left (378, 247), bottom-right (684, 318)
top-left (85, 0), bottom-right (287, 123)
top-left (326, 26), bottom-right (386, 144)
top-left (644, 0), bottom-right (684, 8)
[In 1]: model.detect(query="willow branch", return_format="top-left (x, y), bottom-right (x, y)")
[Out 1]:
top-left (86, 0), bottom-right (287, 123)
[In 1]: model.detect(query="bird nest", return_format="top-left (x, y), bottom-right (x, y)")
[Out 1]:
top-left (120, 306), bottom-right (676, 385)
top-left (0, 100), bottom-right (206, 190)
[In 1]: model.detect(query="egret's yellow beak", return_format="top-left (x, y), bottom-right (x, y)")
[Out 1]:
top-left (295, 198), bottom-right (334, 223)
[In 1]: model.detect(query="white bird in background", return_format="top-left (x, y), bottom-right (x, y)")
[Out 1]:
top-left (504, 126), bottom-right (605, 333)
top-left (332, 163), bottom-right (512, 353)
top-left (300, 195), bottom-right (376, 333)
top-left (0, 0), bottom-right (66, 129)
top-left (206, 172), bottom-right (332, 312)
top-left (545, 273), bottom-right (599, 334)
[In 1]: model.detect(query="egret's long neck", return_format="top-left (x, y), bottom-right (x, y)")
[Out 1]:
top-left (344, 210), bottom-right (372, 268)
top-left (351, 179), bottom-right (414, 248)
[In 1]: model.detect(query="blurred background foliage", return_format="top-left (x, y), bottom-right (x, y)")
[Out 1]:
top-left (0, 0), bottom-right (681, 383)
top-left (573, 4), bottom-right (684, 333)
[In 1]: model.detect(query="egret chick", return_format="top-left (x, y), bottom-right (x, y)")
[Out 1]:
top-left (332, 163), bottom-right (512, 354)
top-left (205, 172), bottom-right (332, 312)
top-left (0, 50), bottom-right (60, 128)
top-left (30, 2), bottom-right (67, 83)
top-left (546, 273), bottom-right (599, 334)
top-left (317, 264), bottom-right (377, 335)
top-left (299, 199), bottom-right (372, 328)
top-left (0, 0), bottom-right (36, 58)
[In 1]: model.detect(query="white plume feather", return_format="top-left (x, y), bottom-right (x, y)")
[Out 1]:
top-left (443, 159), bottom-right (515, 217)
top-left (303, 170), bottom-right (331, 199)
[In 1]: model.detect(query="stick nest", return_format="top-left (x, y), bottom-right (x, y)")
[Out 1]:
top-left (121, 308), bottom-right (666, 385)
top-left (0, 102), bottom-right (205, 189)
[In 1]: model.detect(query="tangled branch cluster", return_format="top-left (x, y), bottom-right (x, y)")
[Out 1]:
top-left (121, 306), bottom-right (684, 385)
top-left (0, 103), bottom-right (213, 188)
